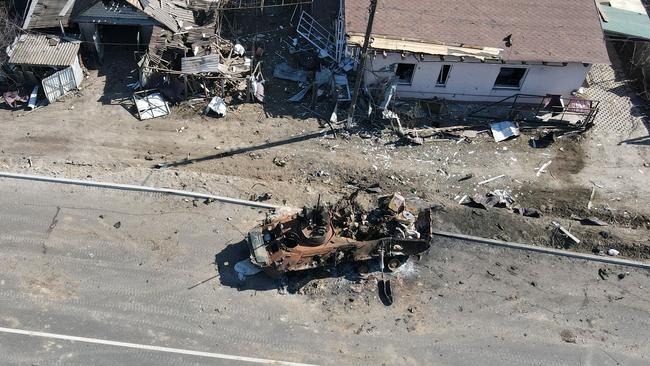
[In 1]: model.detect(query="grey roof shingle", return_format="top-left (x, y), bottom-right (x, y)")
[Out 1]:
top-left (345, 0), bottom-right (610, 64)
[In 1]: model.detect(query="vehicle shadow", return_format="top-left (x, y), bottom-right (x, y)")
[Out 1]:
top-left (214, 239), bottom-right (370, 293)
top-left (214, 239), bottom-right (278, 292)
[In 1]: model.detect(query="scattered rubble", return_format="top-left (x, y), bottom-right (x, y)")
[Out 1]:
top-left (273, 157), bottom-right (288, 167)
top-left (462, 190), bottom-right (514, 210)
top-left (560, 329), bottom-right (577, 343)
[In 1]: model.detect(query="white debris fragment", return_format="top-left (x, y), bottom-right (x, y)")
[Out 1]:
top-left (234, 259), bottom-right (262, 281)
top-left (607, 249), bottom-right (620, 256)
top-left (205, 96), bottom-right (227, 117)
top-left (536, 160), bottom-right (552, 177)
top-left (478, 174), bottom-right (505, 185)
top-left (233, 43), bottom-right (246, 56)
top-left (490, 121), bottom-right (520, 142)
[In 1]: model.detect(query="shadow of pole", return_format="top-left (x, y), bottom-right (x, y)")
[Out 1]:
top-left (154, 128), bottom-right (342, 169)
top-left (619, 135), bottom-right (650, 146)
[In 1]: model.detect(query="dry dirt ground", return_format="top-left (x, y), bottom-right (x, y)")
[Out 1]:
top-left (1, 53), bottom-right (649, 261)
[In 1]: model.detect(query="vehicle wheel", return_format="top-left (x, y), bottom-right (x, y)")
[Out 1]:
top-left (386, 257), bottom-right (403, 272)
top-left (357, 263), bottom-right (370, 276)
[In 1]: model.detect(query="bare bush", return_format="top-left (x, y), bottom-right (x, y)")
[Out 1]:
top-left (0, 2), bottom-right (20, 66)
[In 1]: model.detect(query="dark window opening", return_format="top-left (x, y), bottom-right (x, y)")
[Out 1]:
top-left (436, 64), bottom-right (452, 86)
top-left (395, 63), bottom-right (415, 84)
top-left (494, 67), bottom-right (527, 88)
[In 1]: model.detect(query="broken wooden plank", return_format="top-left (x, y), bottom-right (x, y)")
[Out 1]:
top-left (552, 221), bottom-right (581, 244)
top-left (478, 174), bottom-right (505, 185)
top-left (536, 160), bottom-right (552, 177)
top-left (587, 187), bottom-right (596, 210)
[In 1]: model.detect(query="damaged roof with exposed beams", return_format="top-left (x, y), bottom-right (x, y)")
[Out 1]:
top-left (345, 0), bottom-right (610, 64)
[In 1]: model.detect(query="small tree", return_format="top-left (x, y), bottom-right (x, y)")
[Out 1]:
top-left (1, 2), bottom-right (20, 64)
top-left (0, 2), bottom-right (20, 88)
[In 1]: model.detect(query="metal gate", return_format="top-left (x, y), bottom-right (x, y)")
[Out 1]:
top-left (42, 57), bottom-right (83, 103)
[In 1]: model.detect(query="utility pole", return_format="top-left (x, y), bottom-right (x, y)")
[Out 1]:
top-left (346, 0), bottom-right (379, 130)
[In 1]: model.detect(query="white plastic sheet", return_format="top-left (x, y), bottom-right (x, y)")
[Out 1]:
top-left (490, 121), bottom-right (520, 142)
top-left (205, 96), bottom-right (227, 116)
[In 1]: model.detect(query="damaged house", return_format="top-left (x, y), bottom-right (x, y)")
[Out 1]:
top-left (6, 0), bottom-right (273, 115)
top-left (345, 0), bottom-right (610, 104)
top-left (6, 34), bottom-right (83, 104)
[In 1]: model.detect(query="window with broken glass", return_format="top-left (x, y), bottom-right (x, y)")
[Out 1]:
top-left (494, 67), bottom-right (527, 89)
top-left (395, 63), bottom-right (415, 84)
top-left (436, 64), bottom-right (452, 87)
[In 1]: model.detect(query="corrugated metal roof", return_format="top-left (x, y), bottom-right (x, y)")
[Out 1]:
top-left (144, 1), bottom-right (182, 31)
top-left (141, 0), bottom-right (196, 32)
top-left (181, 54), bottom-right (220, 74)
top-left (8, 34), bottom-right (81, 67)
top-left (73, 0), bottom-right (159, 25)
top-left (601, 5), bottom-right (650, 40)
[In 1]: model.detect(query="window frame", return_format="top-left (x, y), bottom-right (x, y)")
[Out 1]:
top-left (435, 64), bottom-right (452, 87)
top-left (395, 63), bottom-right (416, 85)
top-left (493, 67), bottom-right (528, 90)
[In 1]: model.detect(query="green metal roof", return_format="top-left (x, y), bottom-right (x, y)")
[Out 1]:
top-left (601, 5), bottom-right (650, 40)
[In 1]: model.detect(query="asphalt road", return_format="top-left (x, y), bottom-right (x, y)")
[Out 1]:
top-left (0, 178), bottom-right (649, 365)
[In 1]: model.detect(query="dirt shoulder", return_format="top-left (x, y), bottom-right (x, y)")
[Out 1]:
top-left (1, 68), bottom-right (649, 259)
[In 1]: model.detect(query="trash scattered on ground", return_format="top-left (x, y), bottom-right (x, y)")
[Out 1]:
top-left (463, 190), bottom-right (514, 210)
top-left (2, 90), bottom-right (29, 108)
top-left (607, 249), bottom-right (620, 256)
top-left (514, 207), bottom-right (542, 218)
top-left (251, 193), bottom-right (272, 202)
top-left (273, 157), bottom-right (288, 167)
top-left (598, 268), bottom-right (610, 280)
top-left (530, 132), bottom-right (555, 148)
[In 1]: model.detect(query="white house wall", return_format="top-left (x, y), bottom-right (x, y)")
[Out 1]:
top-left (364, 53), bottom-right (591, 102)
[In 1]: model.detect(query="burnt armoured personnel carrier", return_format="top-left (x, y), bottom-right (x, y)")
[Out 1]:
top-left (245, 200), bottom-right (431, 278)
